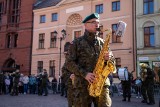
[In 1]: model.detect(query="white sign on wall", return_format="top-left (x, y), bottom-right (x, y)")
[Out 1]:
top-left (138, 57), bottom-right (149, 61)
top-left (153, 61), bottom-right (160, 67)
top-left (66, 6), bottom-right (84, 13)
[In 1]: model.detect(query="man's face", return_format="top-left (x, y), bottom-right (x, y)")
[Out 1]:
top-left (84, 18), bottom-right (100, 33)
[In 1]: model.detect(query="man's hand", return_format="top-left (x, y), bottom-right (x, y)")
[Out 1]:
top-left (70, 74), bottom-right (75, 80)
top-left (85, 73), bottom-right (96, 84)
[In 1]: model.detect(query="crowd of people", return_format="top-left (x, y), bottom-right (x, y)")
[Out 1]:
top-left (0, 69), bottom-right (58, 96)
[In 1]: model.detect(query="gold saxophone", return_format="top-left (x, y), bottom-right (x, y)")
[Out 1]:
top-left (88, 29), bottom-right (116, 97)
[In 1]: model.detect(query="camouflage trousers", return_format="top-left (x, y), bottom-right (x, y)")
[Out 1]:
top-left (141, 83), bottom-right (155, 103)
top-left (67, 87), bottom-right (74, 107)
top-left (73, 86), bottom-right (111, 107)
top-left (11, 83), bottom-right (19, 95)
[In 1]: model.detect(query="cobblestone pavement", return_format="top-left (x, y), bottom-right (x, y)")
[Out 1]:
top-left (0, 94), bottom-right (159, 107)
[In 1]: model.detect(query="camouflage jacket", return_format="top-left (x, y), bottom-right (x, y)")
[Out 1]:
top-left (61, 62), bottom-right (73, 88)
top-left (66, 30), bottom-right (114, 88)
top-left (12, 73), bottom-right (20, 84)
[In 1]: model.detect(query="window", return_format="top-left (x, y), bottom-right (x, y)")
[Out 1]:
top-left (112, 24), bottom-right (121, 43)
top-left (37, 61), bottom-right (43, 73)
top-left (112, 1), bottom-right (120, 11)
top-left (13, 34), bottom-right (18, 47)
top-left (49, 60), bottom-right (55, 77)
top-left (51, 13), bottom-right (58, 21)
top-left (143, 0), bottom-right (154, 14)
top-left (38, 33), bottom-right (45, 49)
top-left (144, 26), bottom-right (155, 47)
top-left (115, 58), bottom-right (121, 68)
top-left (6, 33), bottom-right (18, 48)
top-left (6, 34), bottom-right (11, 48)
top-left (74, 30), bottom-right (81, 39)
top-left (95, 4), bottom-right (103, 14)
top-left (50, 32), bottom-right (57, 48)
top-left (0, 2), bottom-right (4, 24)
top-left (10, 0), bottom-right (21, 24)
top-left (40, 15), bottom-right (46, 23)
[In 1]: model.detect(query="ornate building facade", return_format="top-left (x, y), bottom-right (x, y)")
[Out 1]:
top-left (32, 0), bottom-right (135, 81)
top-left (136, 0), bottom-right (160, 81)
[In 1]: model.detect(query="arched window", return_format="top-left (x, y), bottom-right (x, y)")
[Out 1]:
top-left (144, 26), bottom-right (155, 47)
top-left (143, 21), bottom-right (155, 47)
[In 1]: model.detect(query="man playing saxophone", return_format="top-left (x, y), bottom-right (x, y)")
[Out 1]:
top-left (139, 63), bottom-right (155, 105)
top-left (65, 13), bottom-right (116, 107)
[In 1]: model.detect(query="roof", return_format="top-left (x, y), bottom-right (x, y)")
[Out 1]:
top-left (34, 0), bottom-right (62, 10)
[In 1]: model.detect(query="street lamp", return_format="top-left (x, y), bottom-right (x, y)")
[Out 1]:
top-left (53, 29), bottom-right (66, 92)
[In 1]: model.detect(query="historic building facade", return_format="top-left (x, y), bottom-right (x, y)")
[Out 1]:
top-left (32, 0), bottom-right (135, 81)
top-left (136, 0), bottom-right (160, 81)
top-left (0, 0), bottom-right (36, 75)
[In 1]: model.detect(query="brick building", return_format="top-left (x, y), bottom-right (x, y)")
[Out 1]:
top-left (0, 0), bottom-right (36, 75)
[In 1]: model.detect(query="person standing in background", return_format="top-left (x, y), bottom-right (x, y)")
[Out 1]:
top-left (42, 70), bottom-right (49, 96)
top-left (10, 69), bottom-right (20, 96)
top-left (121, 67), bottom-right (133, 102)
top-left (51, 76), bottom-right (57, 94)
top-left (140, 63), bottom-right (155, 105)
top-left (22, 74), bottom-right (29, 94)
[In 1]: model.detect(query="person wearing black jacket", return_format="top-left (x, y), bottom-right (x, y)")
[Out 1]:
top-left (140, 63), bottom-right (155, 105)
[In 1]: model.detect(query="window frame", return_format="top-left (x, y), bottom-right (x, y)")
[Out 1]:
top-left (0, 2), bottom-right (4, 24)
top-left (144, 26), bottom-right (155, 47)
top-left (115, 58), bottom-right (121, 68)
top-left (10, 0), bottom-right (21, 24)
top-left (13, 34), bottom-right (18, 47)
top-left (37, 61), bottom-right (43, 74)
top-left (112, 24), bottom-right (121, 43)
top-left (112, 1), bottom-right (120, 12)
top-left (40, 15), bottom-right (46, 23)
top-left (50, 32), bottom-right (57, 48)
top-left (95, 4), bottom-right (103, 14)
top-left (51, 13), bottom-right (58, 22)
top-left (6, 34), bottom-right (11, 48)
top-left (49, 60), bottom-right (55, 77)
top-left (38, 33), bottom-right (45, 49)
top-left (143, 0), bottom-right (154, 15)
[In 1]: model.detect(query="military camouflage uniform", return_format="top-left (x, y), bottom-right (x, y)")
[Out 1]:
top-left (61, 62), bottom-right (74, 107)
top-left (66, 30), bottom-right (115, 107)
top-left (42, 72), bottom-right (48, 96)
top-left (141, 67), bottom-right (155, 105)
top-left (10, 72), bottom-right (20, 96)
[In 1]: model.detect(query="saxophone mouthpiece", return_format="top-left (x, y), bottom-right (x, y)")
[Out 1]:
top-left (96, 28), bottom-right (111, 32)
top-left (96, 28), bottom-right (101, 31)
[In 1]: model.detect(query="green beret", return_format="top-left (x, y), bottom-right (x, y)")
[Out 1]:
top-left (82, 13), bottom-right (99, 23)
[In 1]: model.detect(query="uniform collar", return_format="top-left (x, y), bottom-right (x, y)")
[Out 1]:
top-left (84, 30), bottom-right (98, 42)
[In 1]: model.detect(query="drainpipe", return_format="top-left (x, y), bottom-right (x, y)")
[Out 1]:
top-left (29, 4), bottom-right (34, 75)
top-left (132, 0), bottom-right (137, 77)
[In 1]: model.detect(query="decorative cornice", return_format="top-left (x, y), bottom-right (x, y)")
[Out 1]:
top-left (136, 12), bottom-right (160, 19)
